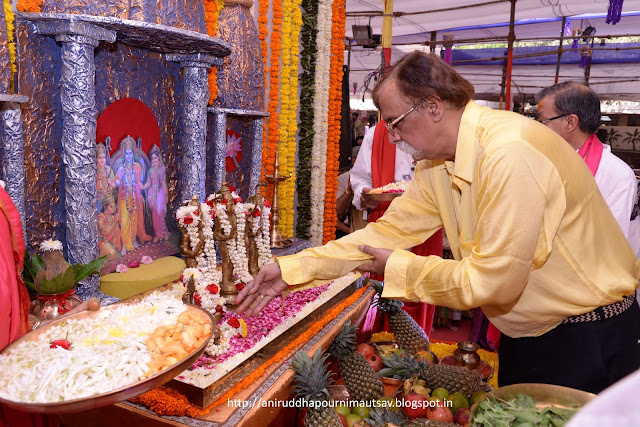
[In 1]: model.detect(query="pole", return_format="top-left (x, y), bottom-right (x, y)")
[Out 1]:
top-left (505, 0), bottom-right (516, 111)
top-left (554, 17), bottom-right (566, 84)
top-left (430, 31), bottom-right (437, 54)
top-left (382, 0), bottom-right (393, 69)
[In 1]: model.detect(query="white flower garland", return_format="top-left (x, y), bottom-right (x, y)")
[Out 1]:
top-left (257, 206), bottom-right (273, 267)
top-left (231, 202), bottom-right (251, 283)
top-left (205, 321), bottom-right (242, 357)
top-left (176, 204), bottom-right (202, 252)
top-left (309, 0), bottom-right (333, 246)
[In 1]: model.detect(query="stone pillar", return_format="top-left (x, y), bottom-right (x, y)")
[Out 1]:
top-left (166, 53), bottom-right (222, 201)
top-left (0, 95), bottom-right (29, 241)
top-left (250, 117), bottom-right (263, 196)
top-left (212, 110), bottom-right (227, 193)
top-left (31, 21), bottom-right (116, 264)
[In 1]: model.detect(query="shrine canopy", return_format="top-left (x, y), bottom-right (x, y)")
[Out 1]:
top-left (346, 0), bottom-right (640, 104)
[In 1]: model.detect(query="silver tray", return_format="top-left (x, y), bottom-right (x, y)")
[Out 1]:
top-left (0, 303), bottom-right (214, 414)
top-left (362, 191), bottom-right (403, 203)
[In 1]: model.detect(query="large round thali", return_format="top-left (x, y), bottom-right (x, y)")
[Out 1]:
top-left (0, 303), bottom-right (214, 414)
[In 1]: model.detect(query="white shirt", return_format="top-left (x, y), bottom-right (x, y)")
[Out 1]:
top-left (594, 144), bottom-right (637, 238)
top-left (350, 126), bottom-right (415, 211)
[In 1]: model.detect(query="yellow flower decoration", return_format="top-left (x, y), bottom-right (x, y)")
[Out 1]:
top-left (238, 318), bottom-right (248, 338)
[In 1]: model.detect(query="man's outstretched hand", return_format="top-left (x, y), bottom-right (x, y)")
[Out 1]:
top-left (235, 262), bottom-right (289, 316)
top-left (356, 245), bottom-right (393, 276)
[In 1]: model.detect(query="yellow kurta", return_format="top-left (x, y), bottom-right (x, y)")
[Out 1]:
top-left (278, 101), bottom-right (640, 338)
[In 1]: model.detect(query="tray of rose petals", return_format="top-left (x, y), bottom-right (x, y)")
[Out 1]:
top-left (0, 294), bottom-right (214, 413)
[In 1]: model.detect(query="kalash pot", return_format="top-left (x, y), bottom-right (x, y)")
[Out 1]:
top-left (29, 289), bottom-right (83, 320)
top-left (454, 341), bottom-right (481, 370)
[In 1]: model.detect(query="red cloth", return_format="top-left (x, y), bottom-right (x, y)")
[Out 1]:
top-left (0, 188), bottom-right (59, 427)
top-left (486, 133), bottom-right (605, 350)
top-left (368, 122), bottom-right (442, 337)
top-left (578, 133), bottom-right (604, 177)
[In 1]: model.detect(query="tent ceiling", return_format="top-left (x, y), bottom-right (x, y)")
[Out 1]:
top-left (346, 0), bottom-right (640, 103)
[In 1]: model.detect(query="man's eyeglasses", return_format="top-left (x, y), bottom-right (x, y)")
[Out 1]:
top-left (385, 97), bottom-right (427, 135)
top-left (536, 113), bottom-right (568, 124)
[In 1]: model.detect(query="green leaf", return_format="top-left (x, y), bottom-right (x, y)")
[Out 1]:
top-left (72, 255), bottom-right (108, 282)
top-left (40, 267), bottom-right (76, 294)
top-left (22, 251), bottom-right (43, 287)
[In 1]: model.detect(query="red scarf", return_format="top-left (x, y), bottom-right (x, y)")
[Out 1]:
top-left (369, 122), bottom-right (396, 223)
top-left (577, 133), bottom-right (604, 177)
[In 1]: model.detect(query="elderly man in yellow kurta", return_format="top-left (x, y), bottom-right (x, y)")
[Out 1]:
top-left (237, 51), bottom-right (640, 394)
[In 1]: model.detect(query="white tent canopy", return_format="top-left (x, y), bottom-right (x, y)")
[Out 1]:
top-left (346, 0), bottom-right (640, 103)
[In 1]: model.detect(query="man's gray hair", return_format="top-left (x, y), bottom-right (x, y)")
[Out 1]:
top-left (536, 82), bottom-right (601, 134)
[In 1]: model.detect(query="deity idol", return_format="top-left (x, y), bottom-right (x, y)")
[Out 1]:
top-left (213, 183), bottom-right (237, 304)
top-left (144, 145), bottom-right (170, 242)
top-left (114, 136), bottom-right (151, 252)
top-left (96, 143), bottom-right (115, 214)
top-left (98, 195), bottom-right (122, 261)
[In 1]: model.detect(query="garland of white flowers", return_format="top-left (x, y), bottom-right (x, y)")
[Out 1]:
top-left (205, 321), bottom-right (242, 357)
top-left (309, 0), bottom-right (333, 246)
top-left (231, 202), bottom-right (251, 283)
top-left (257, 205), bottom-right (273, 267)
top-left (181, 267), bottom-right (225, 313)
top-left (176, 204), bottom-right (202, 252)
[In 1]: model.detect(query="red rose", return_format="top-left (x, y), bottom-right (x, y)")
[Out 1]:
top-left (229, 185), bottom-right (236, 192)
top-left (183, 216), bottom-right (193, 225)
top-left (221, 198), bottom-right (227, 204)
top-left (264, 200), bottom-right (271, 208)
top-left (194, 209), bottom-right (200, 216)
top-left (206, 284), bottom-right (219, 294)
top-left (128, 261), bottom-right (140, 268)
top-left (50, 339), bottom-right (71, 350)
top-left (228, 318), bottom-right (240, 328)
top-left (206, 199), bottom-right (215, 208)
top-left (235, 283), bottom-right (245, 292)
top-left (215, 305), bottom-right (224, 313)
top-left (235, 198), bottom-right (242, 203)
top-left (211, 210), bottom-right (216, 219)
top-left (252, 209), bottom-right (261, 218)
top-left (180, 274), bottom-right (184, 282)
top-left (193, 292), bottom-right (201, 306)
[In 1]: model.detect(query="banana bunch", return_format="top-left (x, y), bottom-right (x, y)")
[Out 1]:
top-left (403, 374), bottom-right (431, 398)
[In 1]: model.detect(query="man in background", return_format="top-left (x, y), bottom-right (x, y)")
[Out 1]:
top-left (350, 121), bottom-right (443, 337)
top-left (536, 82), bottom-right (637, 239)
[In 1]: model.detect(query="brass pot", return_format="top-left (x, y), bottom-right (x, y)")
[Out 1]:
top-left (454, 341), bottom-right (481, 370)
top-left (29, 289), bottom-right (82, 320)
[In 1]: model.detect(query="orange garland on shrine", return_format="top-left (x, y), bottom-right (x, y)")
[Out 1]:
top-left (261, 0), bottom-right (283, 202)
top-left (322, 0), bottom-right (347, 243)
top-left (131, 285), bottom-right (369, 417)
top-left (258, 0), bottom-right (270, 199)
top-left (16, 0), bottom-right (42, 12)
top-left (203, 0), bottom-right (225, 105)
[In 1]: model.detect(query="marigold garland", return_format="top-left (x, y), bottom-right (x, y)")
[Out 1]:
top-left (258, 0), bottom-right (269, 200)
top-left (294, 0), bottom-right (319, 240)
top-left (322, 0), bottom-right (346, 244)
top-left (203, 0), bottom-right (225, 105)
top-left (16, 0), bottom-right (42, 12)
top-left (277, 0), bottom-right (302, 236)
top-left (3, 0), bottom-right (15, 93)
top-left (262, 0), bottom-right (283, 204)
top-left (131, 285), bottom-right (369, 417)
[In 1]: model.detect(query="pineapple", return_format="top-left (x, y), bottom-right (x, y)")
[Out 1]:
top-left (329, 320), bottom-right (385, 401)
top-left (366, 407), bottom-right (409, 426)
top-left (377, 298), bottom-right (429, 354)
top-left (378, 352), bottom-right (428, 381)
top-left (421, 364), bottom-right (485, 398)
top-left (291, 350), bottom-right (343, 427)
